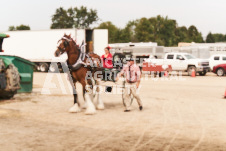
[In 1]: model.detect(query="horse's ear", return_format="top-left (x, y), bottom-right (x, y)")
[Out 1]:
top-left (64, 33), bottom-right (66, 36)
top-left (69, 34), bottom-right (71, 38)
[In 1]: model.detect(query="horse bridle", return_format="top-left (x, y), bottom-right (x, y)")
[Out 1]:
top-left (57, 37), bottom-right (72, 54)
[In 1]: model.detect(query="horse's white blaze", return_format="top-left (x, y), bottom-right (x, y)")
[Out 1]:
top-left (68, 103), bottom-right (81, 113)
top-left (85, 93), bottom-right (96, 115)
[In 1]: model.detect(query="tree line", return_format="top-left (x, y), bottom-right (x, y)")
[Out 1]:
top-left (8, 25), bottom-right (30, 31)
top-left (96, 17), bottom-right (204, 46)
top-left (8, 6), bottom-right (226, 46)
top-left (206, 32), bottom-right (226, 43)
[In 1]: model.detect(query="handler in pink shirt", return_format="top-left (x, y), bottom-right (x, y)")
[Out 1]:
top-left (117, 58), bottom-right (143, 112)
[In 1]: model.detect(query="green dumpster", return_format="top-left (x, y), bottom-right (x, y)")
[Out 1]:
top-left (0, 55), bottom-right (34, 93)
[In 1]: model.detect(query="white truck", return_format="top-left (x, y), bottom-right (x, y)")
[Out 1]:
top-left (209, 54), bottom-right (226, 71)
top-left (1, 28), bottom-right (108, 72)
top-left (145, 52), bottom-right (210, 76)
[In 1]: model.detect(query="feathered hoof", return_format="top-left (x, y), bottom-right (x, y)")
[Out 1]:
top-left (97, 104), bottom-right (105, 110)
top-left (85, 107), bottom-right (96, 115)
top-left (68, 104), bottom-right (81, 113)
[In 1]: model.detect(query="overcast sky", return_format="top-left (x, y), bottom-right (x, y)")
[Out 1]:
top-left (1, 0), bottom-right (226, 38)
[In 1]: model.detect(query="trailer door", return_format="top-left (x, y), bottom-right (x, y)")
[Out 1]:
top-left (93, 29), bottom-right (108, 56)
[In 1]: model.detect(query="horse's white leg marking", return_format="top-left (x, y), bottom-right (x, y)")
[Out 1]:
top-left (68, 82), bottom-right (80, 113)
top-left (68, 103), bottom-right (81, 113)
top-left (82, 102), bottom-right (87, 109)
top-left (95, 79), bottom-right (104, 110)
top-left (85, 93), bottom-right (96, 115)
top-left (83, 91), bottom-right (93, 109)
top-left (96, 93), bottom-right (104, 110)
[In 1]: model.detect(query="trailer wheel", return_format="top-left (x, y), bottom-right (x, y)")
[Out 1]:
top-left (40, 63), bottom-right (49, 72)
top-left (49, 64), bottom-right (58, 73)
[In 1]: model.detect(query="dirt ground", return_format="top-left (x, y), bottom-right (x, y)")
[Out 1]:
top-left (1, 72), bottom-right (226, 151)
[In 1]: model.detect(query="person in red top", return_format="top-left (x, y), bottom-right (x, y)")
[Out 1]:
top-left (101, 47), bottom-right (113, 69)
top-left (101, 47), bottom-right (114, 81)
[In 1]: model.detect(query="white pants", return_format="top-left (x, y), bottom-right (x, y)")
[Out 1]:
top-left (123, 82), bottom-right (142, 110)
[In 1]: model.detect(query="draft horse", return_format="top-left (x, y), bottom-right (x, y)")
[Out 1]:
top-left (54, 34), bottom-right (104, 115)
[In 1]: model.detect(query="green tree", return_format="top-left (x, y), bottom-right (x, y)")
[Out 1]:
top-left (212, 33), bottom-right (225, 42)
top-left (15, 24), bottom-right (30, 30)
top-left (51, 6), bottom-right (99, 29)
top-left (72, 6), bottom-right (99, 28)
top-left (8, 26), bottom-right (16, 31)
top-left (175, 26), bottom-right (189, 43)
top-left (148, 15), bottom-right (165, 44)
top-left (187, 25), bottom-right (203, 42)
top-left (206, 32), bottom-right (215, 43)
top-left (134, 15), bottom-right (177, 46)
top-left (161, 17), bottom-right (177, 46)
top-left (96, 15), bottom-right (206, 46)
top-left (51, 7), bottom-right (73, 29)
top-left (135, 18), bottom-right (153, 42)
top-left (119, 21), bottom-right (138, 42)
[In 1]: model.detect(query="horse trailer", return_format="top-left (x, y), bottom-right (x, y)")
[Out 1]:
top-left (110, 45), bottom-right (165, 68)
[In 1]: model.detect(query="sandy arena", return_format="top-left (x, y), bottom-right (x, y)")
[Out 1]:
top-left (1, 72), bottom-right (226, 151)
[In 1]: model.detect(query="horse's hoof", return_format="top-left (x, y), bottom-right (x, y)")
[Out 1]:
top-left (139, 106), bottom-right (143, 111)
top-left (68, 104), bottom-right (81, 113)
top-left (85, 107), bottom-right (96, 115)
top-left (97, 104), bottom-right (105, 110)
top-left (124, 109), bottom-right (130, 112)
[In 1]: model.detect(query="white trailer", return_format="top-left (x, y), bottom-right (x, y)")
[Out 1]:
top-left (2, 29), bottom-right (108, 72)
top-left (165, 46), bottom-right (210, 59)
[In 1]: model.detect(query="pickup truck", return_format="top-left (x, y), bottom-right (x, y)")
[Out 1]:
top-left (209, 54), bottom-right (226, 71)
top-left (145, 53), bottom-right (210, 76)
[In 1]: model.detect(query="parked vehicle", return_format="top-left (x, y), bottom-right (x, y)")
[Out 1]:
top-left (145, 52), bottom-right (210, 76)
top-left (0, 58), bottom-right (20, 99)
top-left (212, 64), bottom-right (226, 76)
top-left (0, 34), bottom-right (21, 99)
top-left (209, 54), bottom-right (226, 71)
top-left (2, 29), bottom-right (108, 72)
